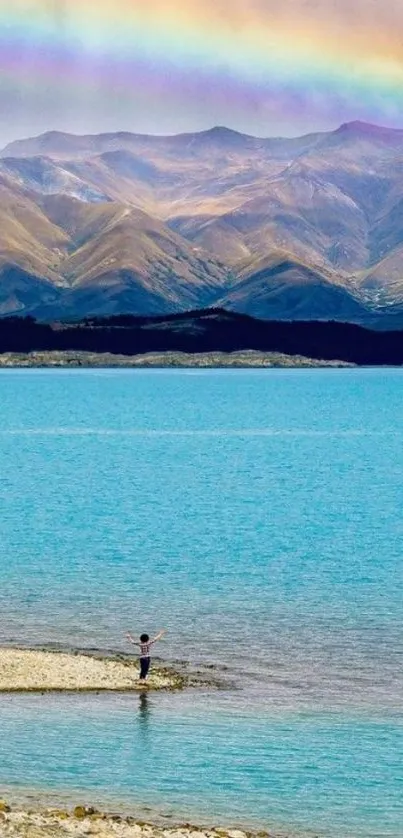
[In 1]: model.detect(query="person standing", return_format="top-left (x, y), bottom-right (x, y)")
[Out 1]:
top-left (126, 629), bottom-right (166, 681)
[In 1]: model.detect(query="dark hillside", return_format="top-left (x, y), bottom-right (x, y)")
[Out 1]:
top-left (1, 309), bottom-right (403, 364)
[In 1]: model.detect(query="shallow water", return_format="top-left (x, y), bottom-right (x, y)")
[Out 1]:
top-left (0, 369), bottom-right (402, 836)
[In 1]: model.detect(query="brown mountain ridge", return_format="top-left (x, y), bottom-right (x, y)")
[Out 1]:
top-left (1, 121), bottom-right (403, 324)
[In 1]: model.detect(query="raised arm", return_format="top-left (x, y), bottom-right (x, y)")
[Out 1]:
top-left (150, 629), bottom-right (167, 644)
top-left (126, 632), bottom-right (140, 646)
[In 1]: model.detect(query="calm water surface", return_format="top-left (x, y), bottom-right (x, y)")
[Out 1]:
top-left (0, 369), bottom-right (402, 837)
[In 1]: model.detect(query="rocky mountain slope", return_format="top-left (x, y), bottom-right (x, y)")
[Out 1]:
top-left (1, 121), bottom-right (403, 323)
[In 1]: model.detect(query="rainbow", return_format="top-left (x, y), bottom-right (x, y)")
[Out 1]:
top-left (0, 0), bottom-right (403, 140)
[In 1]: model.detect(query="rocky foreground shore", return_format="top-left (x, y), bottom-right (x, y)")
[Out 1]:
top-left (0, 804), bottom-right (275, 838)
top-left (0, 648), bottom-right (184, 692)
top-left (0, 350), bottom-right (353, 368)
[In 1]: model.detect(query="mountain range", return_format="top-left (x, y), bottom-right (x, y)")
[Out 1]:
top-left (2, 120), bottom-right (403, 325)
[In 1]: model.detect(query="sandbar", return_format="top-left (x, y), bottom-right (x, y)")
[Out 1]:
top-left (0, 648), bottom-right (184, 692)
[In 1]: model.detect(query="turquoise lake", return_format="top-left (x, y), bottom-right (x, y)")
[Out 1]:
top-left (0, 369), bottom-right (402, 837)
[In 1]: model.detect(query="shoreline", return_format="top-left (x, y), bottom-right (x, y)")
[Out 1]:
top-left (0, 647), bottom-right (186, 693)
top-left (0, 350), bottom-right (354, 369)
top-left (0, 801), bottom-right (283, 838)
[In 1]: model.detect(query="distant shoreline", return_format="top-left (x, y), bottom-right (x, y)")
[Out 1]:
top-left (0, 350), bottom-right (354, 369)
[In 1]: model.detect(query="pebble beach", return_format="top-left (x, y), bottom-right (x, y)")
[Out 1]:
top-left (0, 804), bottom-right (273, 838)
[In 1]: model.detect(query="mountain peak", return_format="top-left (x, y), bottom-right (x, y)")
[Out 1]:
top-left (187, 126), bottom-right (254, 146)
top-left (204, 126), bottom-right (247, 138)
top-left (336, 120), bottom-right (403, 138)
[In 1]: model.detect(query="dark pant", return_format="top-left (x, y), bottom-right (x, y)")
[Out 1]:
top-left (140, 656), bottom-right (150, 679)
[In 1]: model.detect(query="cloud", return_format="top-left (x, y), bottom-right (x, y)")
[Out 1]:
top-left (0, 0), bottom-right (402, 142)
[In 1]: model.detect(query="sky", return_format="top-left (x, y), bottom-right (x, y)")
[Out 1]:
top-left (0, 0), bottom-right (402, 144)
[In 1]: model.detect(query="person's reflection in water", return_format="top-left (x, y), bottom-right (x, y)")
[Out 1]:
top-left (138, 691), bottom-right (151, 739)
